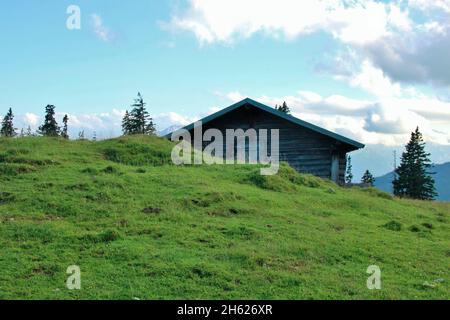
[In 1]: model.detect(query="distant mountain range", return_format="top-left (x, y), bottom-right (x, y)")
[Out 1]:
top-left (375, 162), bottom-right (450, 201)
top-left (351, 143), bottom-right (450, 181)
top-left (157, 125), bottom-right (182, 137)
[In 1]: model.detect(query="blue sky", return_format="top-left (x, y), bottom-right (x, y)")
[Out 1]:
top-left (1, 0), bottom-right (450, 175)
top-left (0, 1), bottom-right (361, 115)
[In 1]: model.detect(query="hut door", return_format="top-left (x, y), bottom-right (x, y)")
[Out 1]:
top-left (331, 154), bottom-right (339, 183)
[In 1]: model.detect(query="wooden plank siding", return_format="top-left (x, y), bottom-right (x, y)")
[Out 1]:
top-left (186, 103), bottom-right (355, 185)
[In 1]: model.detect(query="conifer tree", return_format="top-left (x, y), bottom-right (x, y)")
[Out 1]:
top-left (122, 111), bottom-right (132, 135)
top-left (122, 93), bottom-right (156, 135)
top-left (130, 92), bottom-right (155, 134)
top-left (393, 127), bottom-right (436, 200)
top-left (276, 101), bottom-right (291, 114)
top-left (61, 114), bottom-right (69, 139)
top-left (26, 126), bottom-right (32, 137)
top-left (345, 155), bottom-right (353, 184)
top-left (38, 105), bottom-right (60, 136)
top-left (1, 108), bottom-right (17, 137)
top-left (361, 170), bottom-right (375, 186)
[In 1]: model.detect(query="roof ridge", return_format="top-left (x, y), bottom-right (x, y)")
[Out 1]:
top-left (164, 98), bottom-right (365, 150)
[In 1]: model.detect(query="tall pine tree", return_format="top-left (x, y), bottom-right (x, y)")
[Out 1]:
top-left (61, 114), bottom-right (69, 139)
top-left (1, 108), bottom-right (17, 137)
top-left (345, 155), bottom-right (353, 184)
top-left (393, 127), bottom-right (436, 200)
top-left (122, 111), bottom-right (132, 135)
top-left (122, 93), bottom-right (155, 135)
top-left (38, 105), bottom-right (60, 136)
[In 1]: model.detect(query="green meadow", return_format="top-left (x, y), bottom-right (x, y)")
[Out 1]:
top-left (0, 135), bottom-right (448, 299)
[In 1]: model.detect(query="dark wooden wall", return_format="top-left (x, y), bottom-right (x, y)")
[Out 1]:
top-left (188, 104), bottom-right (353, 184)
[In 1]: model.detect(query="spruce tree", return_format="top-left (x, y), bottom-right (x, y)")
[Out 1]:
top-left (38, 105), bottom-right (60, 136)
top-left (393, 127), bottom-right (436, 200)
top-left (1, 108), bottom-right (17, 137)
top-left (26, 126), bottom-right (32, 137)
top-left (61, 114), bottom-right (69, 139)
top-left (276, 101), bottom-right (291, 114)
top-left (122, 111), bottom-right (132, 135)
top-left (345, 155), bottom-right (353, 184)
top-left (123, 93), bottom-right (156, 135)
top-left (361, 170), bottom-right (375, 186)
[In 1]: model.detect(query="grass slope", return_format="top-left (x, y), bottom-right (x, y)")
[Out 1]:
top-left (0, 136), bottom-right (449, 300)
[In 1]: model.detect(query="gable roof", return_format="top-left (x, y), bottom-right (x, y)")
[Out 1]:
top-left (164, 98), bottom-right (365, 150)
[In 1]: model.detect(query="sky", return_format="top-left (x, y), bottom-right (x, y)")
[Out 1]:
top-left (1, 0), bottom-right (450, 176)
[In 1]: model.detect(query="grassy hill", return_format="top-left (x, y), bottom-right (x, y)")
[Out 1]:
top-left (375, 163), bottom-right (450, 201)
top-left (0, 135), bottom-right (448, 300)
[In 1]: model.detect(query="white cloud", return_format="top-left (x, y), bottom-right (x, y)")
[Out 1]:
top-left (357, 21), bottom-right (450, 87)
top-left (14, 106), bottom-right (227, 139)
top-left (169, 1), bottom-right (450, 88)
top-left (154, 112), bottom-right (198, 130)
top-left (23, 113), bottom-right (39, 127)
top-left (363, 103), bottom-right (429, 135)
top-left (329, 1), bottom-right (391, 45)
top-left (409, 0), bottom-right (450, 13)
top-left (326, 2), bottom-right (450, 88)
top-left (14, 109), bottom-right (209, 139)
top-left (169, 0), bottom-right (410, 45)
top-left (346, 60), bottom-right (403, 98)
top-left (387, 4), bottom-right (412, 31)
top-left (225, 91), bottom-right (247, 102)
top-left (421, 21), bottom-right (446, 34)
top-left (298, 91), bottom-right (322, 104)
top-left (91, 14), bottom-right (114, 42)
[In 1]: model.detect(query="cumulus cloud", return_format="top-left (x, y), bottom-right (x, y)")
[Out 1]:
top-left (13, 108), bottom-right (212, 140)
top-left (57, 109), bottom-right (124, 131)
top-left (169, 0), bottom-right (412, 45)
top-left (371, 30), bottom-right (450, 86)
top-left (363, 103), bottom-right (428, 135)
top-left (225, 91), bottom-right (247, 102)
top-left (169, 0), bottom-right (450, 88)
top-left (23, 113), bottom-right (39, 127)
top-left (328, 3), bottom-right (450, 87)
top-left (409, 0), bottom-right (450, 13)
top-left (153, 112), bottom-right (199, 131)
